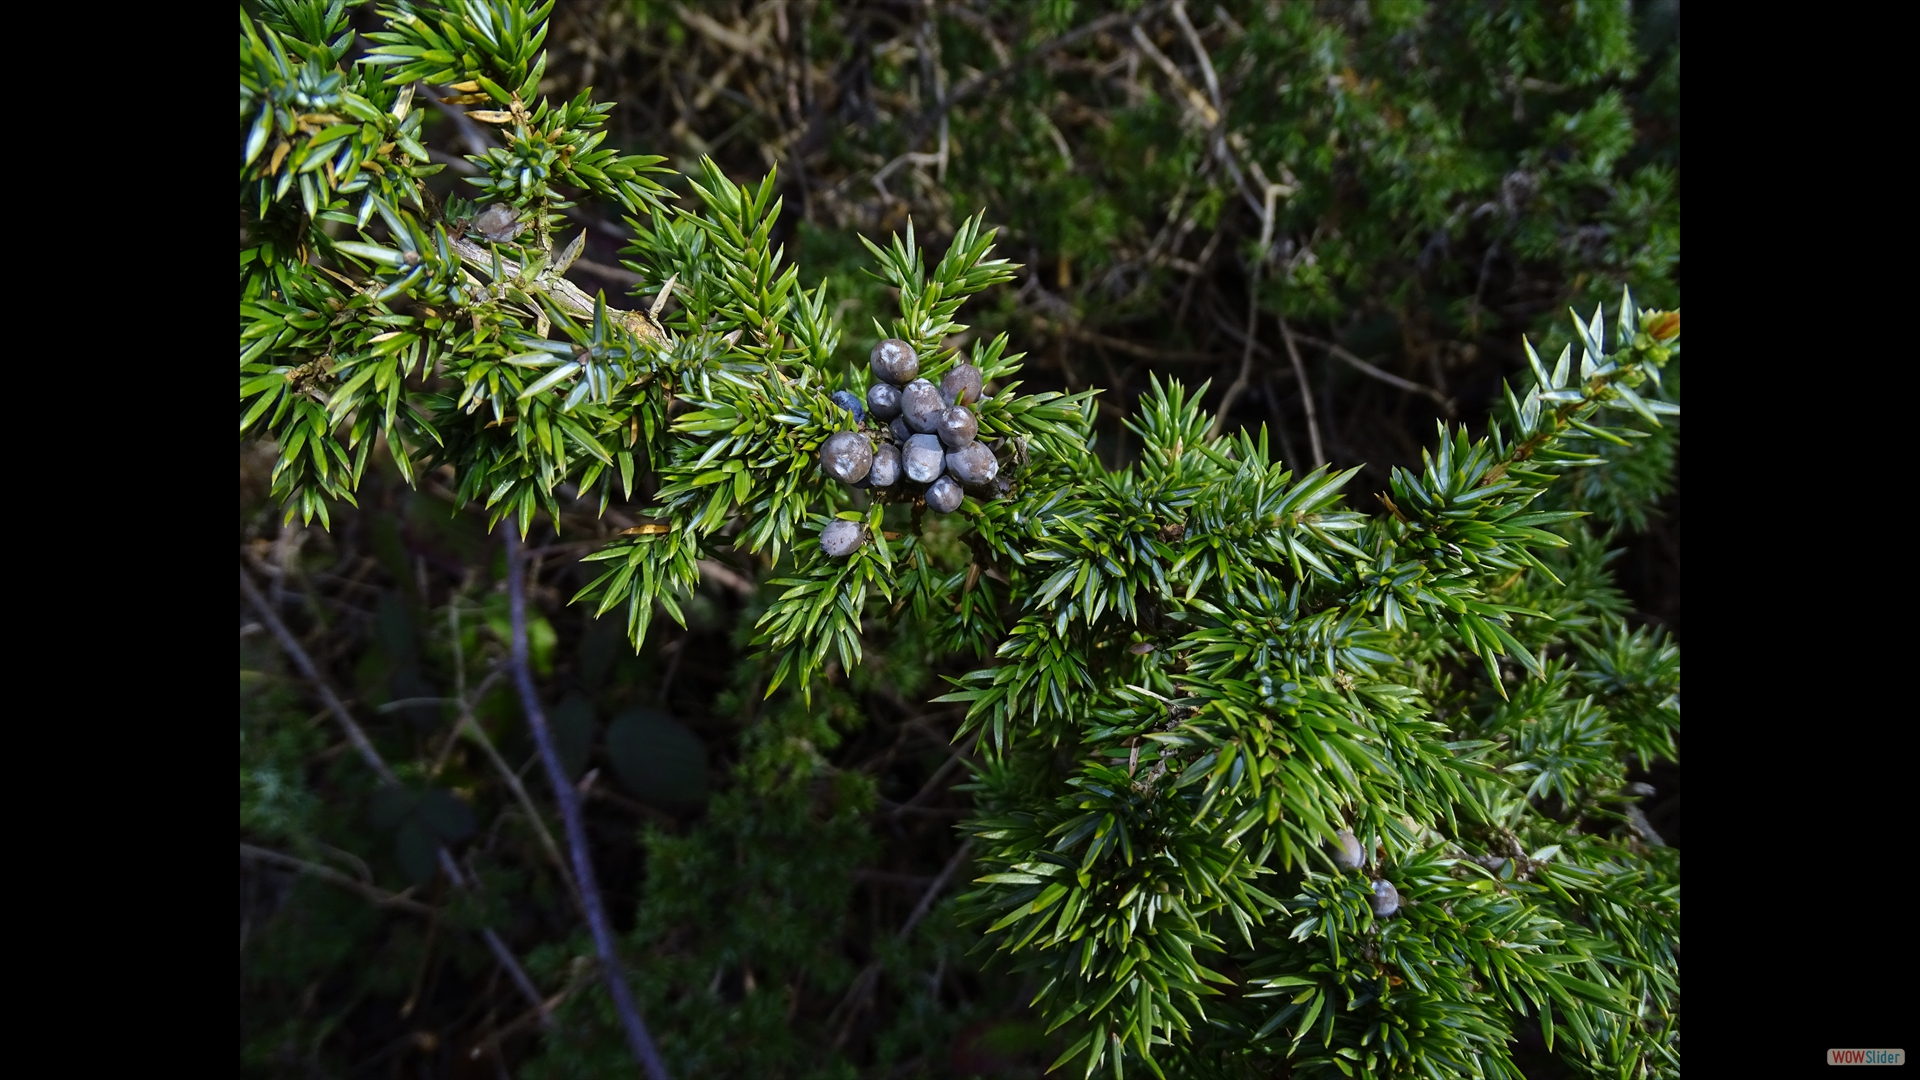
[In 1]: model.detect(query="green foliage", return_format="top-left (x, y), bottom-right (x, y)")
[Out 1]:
top-left (240, 3), bottom-right (1678, 1076)
top-left (241, 0), bottom-right (674, 528)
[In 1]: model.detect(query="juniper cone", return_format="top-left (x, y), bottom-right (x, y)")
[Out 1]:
top-left (944, 442), bottom-right (998, 486)
top-left (1333, 829), bottom-right (1365, 870)
top-left (869, 337), bottom-right (918, 385)
top-left (1371, 880), bottom-right (1401, 918)
top-left (866, 381), bottom-right (902, 420)
top-left (818, 431), bottom-right (872, 485)
top-left (900, 379), bottom-right (944, 433)
top-left (937, 405), bottom-right (978, 449)
top-left (470, 203), bottom-right (521, 243)
top-left (941, 363), bottom-right (984, 407)
top-left (902, 434), bottom-right (945, 484)
top-left (888, 417), bottom-right (911, 444)
top-left (820, 520), bottom-right (866, 558)
top-left (864, 443), bottom-right (900, 489)
top-left (924, 475), bottom-right (963, 514)
top-left (830, 390), bottom-right (866, 424)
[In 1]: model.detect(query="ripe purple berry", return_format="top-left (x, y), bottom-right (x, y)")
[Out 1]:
top-left (944, 442), bottom-right (998, 486)
top-left (1333, 830), bottom-right (1364, 870)
top-left (937, 405), bottom-right (978, 449)
top-left (831, 390), bottom-right (866, 424)
top-left (1370, 879), bottom-right (1399, 918)
top-left (821, 520), bottom-right (866, 558)
top-left (868, 443), bottom-right (901, 488)
top-left (889, 417), bottom-right (911, 444)
top-left (819, 431), bottom-right (872, 485)
top-left (941, 363), bottom-right (984, 407)
top-left (870, 338), bottom-right (919, 386)
top-left (900, 379), bottom-right (944, 434)
top-left (867, 381), bottom-right (903, 420)
top-left (925, 475), bottom-right (963, 513)
top-left (902, 434), bottom-right (945, 484)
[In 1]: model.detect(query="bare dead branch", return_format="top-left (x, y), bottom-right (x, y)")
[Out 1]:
top-left (905, 3), bottom-right (1170, 153)
top-left (829, 837), bottom-right (975, 1050)
top-left (1289, 332), bottom-right (1459, 415)
top-left (503, 531), bottom-right (670, 1080)
top-left (1211, 183), bottom-right (1282, 439)
top-left (1170, 1), bottom-right (1224, 118)
top-left (241, 843), bottom-right (435, 916)
top-left (1277, 314), bottom-right (1327, 466)
top-left (1067, 326), bottom-right (1219, 363)
top-left (239, 566), bottom-right (553, 1023)
top-left (695, 558), bottom-right (757, 598)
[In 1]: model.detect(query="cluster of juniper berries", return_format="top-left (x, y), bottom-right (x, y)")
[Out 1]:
top-left (817, 339), bottom-right (1003, 557)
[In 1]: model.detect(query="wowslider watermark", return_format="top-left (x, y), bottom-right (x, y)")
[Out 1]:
top-left (1829, 1049), bottom-right (1905, 1066)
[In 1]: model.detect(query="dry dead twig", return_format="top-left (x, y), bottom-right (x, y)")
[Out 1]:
top-left (239, 566), bottom-right (554, 1023)
top-left (240, 843), bottom-right (435, 916)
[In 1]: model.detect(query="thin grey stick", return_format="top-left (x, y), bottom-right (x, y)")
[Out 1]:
top-left (1212, 181), bottom-right (1282, 440)
top-left (239, 566), bottom-right (551, 1021)
top-left (475, 962), bottom-right (599, 1059)
top-left (1209, 313), bottom-right (1454, 418)
top-left (435, 598), bottom-right (577, 903)
top-left (898, 837), bottom-right (975, 940)
top-left (901, 4), bottom-right (1169, 157)
top-left (1170, 1), bottom-right (1224, 116)
top-left (503, 530), bottom-right (671, 1080)
top-left (1209, 269), bottom-right (1259, 442)
top-left (829, 838), bottom-right (976, 1050)
top-left (1131, 17), bottom-right (1262, 220)
top-left (243, 567), bottom-right (396, 785)
top-left (1289, 332), bottom-right (1457, 415)
top-left (398, 674), bottom-right (584, 907)
top-left (1276, 314), bottom-right (1327, 466)
top-left (241, 843), bottom-right (434, 916)
top-left (461, 707), bottom-right (585, 915)
top-left (886, 754), bottom-right (968, 818)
